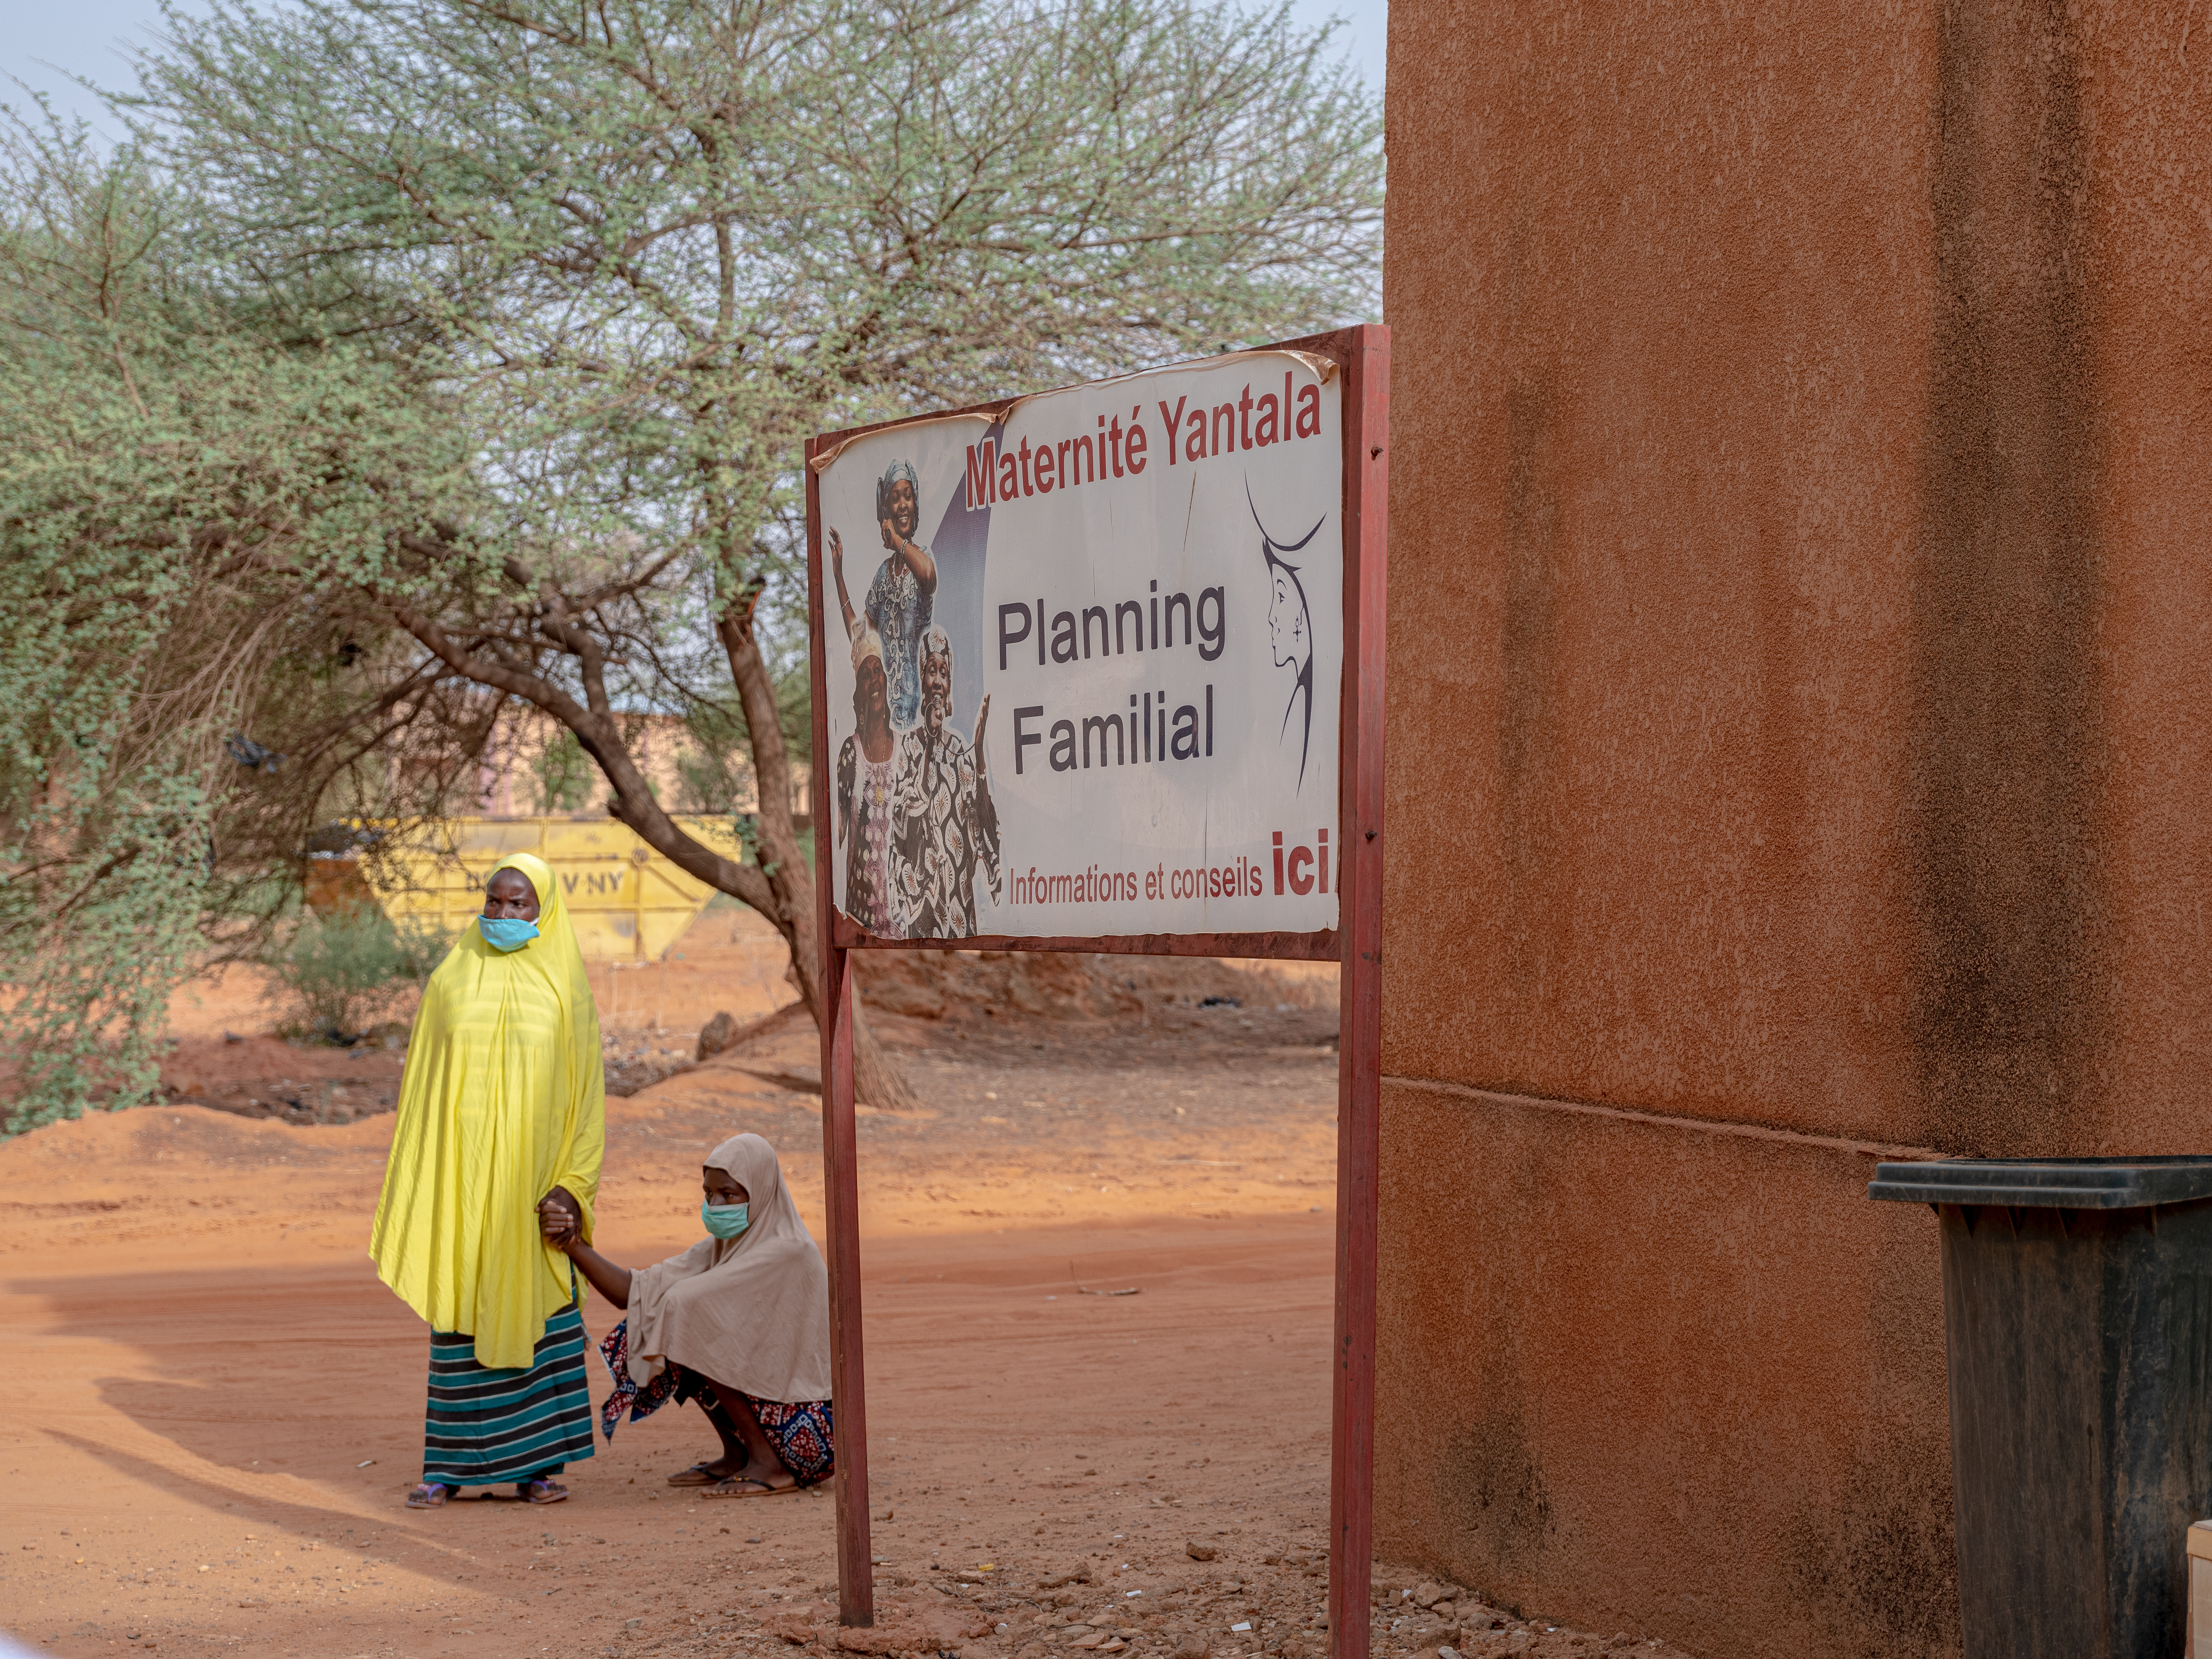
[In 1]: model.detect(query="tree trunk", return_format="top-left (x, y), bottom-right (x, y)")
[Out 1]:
top-left (712, 583), bottom-right (921, 1114)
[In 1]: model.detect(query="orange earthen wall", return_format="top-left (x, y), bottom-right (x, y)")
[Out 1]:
top-left (1376, 0), bottom-right (2212, 1651)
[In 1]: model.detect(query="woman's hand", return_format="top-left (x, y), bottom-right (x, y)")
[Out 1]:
top-left (538, 1187), bottom-right (582, 1252)
top-left (537, 1200), bottom-right (576, 1251)
top-left (538, 1183), bottom-right (632, 1307)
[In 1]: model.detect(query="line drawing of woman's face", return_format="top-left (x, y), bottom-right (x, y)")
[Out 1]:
top-left (1248, 484), bottom-right (1326, 790)
top-left (1268, 567), bottom-right (1309, 671)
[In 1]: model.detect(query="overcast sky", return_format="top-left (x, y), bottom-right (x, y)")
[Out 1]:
top-left (7, 0), bottom-right (1386, 139)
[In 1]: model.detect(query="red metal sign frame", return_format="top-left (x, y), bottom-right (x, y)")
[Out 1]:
top-left (805, 324), bottom-right (1387, 1659)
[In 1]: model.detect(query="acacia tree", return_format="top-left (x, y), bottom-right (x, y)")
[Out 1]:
top-left (0, 122), bottom-right (498, 1131)
top-left (133, 0), bottom-right (1383, 1105)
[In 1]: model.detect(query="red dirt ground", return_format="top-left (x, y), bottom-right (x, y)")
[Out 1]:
top-left (3, 918), bottom-right (1698, 1659)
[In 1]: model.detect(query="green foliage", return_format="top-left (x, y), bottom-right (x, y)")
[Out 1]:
top-left (532, 730), bottom-right (595, 815)
top-left (675, 682), bottom-right (811, 815)
top-left (134, 0), bottom-right (1383, 717)
top-left (0, 137), bottom-right (226, 1131)
top-left (777, 672), bottom-right (813, 767)
top-left (263, 906), bottom-right (441, 1042)
top-left (0, 118), bottom-right (483, 1134)
top-left (676, 703), bottom-right (754, 816)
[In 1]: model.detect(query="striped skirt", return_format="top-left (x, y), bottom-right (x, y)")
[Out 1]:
top-left (423, 1304), bottom-right (598, 1489)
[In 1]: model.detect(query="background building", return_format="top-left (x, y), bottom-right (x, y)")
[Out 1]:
top-left (1376, 1), bottom-right (2212, 1652)
top-left (469, 707), bottom-right (752, 818)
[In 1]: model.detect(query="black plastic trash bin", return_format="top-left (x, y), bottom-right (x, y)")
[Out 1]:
top-left (1869, 1156), bottom-right (2212, 1659)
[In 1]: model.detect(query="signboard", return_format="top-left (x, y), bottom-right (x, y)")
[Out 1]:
top-left (804, 328), bottom-right (1387, 1659)
top-left (812, 350), bottom-right (1344, 944)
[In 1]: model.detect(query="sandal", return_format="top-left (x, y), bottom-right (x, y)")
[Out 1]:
top-left (701, 1476), bottom-right (801, 1499)
top-left (668, 1461), bottom-right (737, 1487)
top-left (520, 1478), bottom-right (569, 1504)
top-left (406, 1483), bottom-right (455, 1509)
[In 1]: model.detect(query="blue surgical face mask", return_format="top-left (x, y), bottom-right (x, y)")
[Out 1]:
top-left (702, 1201), bottom-right (750, 1240)
top-left (480, 917), bottom-right (539, 952)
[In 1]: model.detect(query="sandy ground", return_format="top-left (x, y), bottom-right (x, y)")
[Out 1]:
top-left (3, 921), bottom-right (1696, 1659)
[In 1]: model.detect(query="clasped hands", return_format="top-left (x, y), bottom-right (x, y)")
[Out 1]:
top-left (538, 1187), bottom-right (582, 1252)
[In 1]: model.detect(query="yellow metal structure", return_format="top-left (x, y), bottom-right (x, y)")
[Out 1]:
top-left (365, 816), bottom-right (743, 963)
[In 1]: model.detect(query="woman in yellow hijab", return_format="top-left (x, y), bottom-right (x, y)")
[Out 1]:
top-left (370, 851), bottom-right (606, 1508)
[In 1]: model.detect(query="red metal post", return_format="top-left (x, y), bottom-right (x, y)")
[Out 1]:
top-left (808, 442), bottom-right (875, 1628)
top-left (1329, 324), bottom-right (1389, 1659)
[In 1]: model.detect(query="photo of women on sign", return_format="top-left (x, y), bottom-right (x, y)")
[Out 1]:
top-left (834, 624), bottom-right (904, 937)
top-left (892, 627), bottom-right (1002, 937)
top-left (830, 452), bottom-right (1003, 940)
top-left (829, 458), bottom-right (936, 731)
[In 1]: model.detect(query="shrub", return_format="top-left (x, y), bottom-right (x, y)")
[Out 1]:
top-left (265, 907), bottom-right (442, 1042)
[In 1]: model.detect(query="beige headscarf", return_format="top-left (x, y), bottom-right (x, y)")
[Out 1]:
top-left (623, 1134), bottom-right (833, 1404)
top-left (851, 620), bottom-right (885, 672)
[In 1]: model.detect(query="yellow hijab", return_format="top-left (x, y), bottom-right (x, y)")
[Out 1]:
top-left (370, 851), bottom-right (606, 1369)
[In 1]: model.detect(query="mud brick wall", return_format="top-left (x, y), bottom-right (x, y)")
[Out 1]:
top-left (1376, 0), bottom-right (2212, 1651)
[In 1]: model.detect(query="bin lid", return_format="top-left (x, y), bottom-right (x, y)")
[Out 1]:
top-left (1868, 1155), bottom-right (2212, 1209)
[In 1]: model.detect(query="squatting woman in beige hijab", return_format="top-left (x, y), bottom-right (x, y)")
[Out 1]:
top-left (541, 1133), bottom-right (833, 1496)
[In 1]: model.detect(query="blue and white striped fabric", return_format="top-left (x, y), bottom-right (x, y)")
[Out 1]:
top-left (422, 1303), bottom-right (597, 1488)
